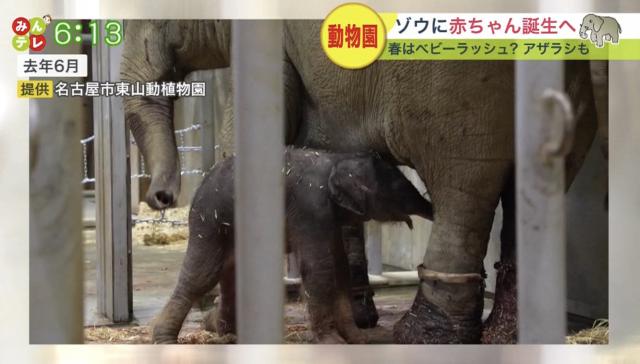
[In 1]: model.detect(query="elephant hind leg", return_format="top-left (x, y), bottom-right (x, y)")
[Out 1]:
top-left (152, 234), bottom-right (227, 343)
top-left (332, 230), bottom-right (369, 344)
top-left (152, 289), bottom-right (197, 344)
top-left (611, 33), bottom-right (619, 43)
top-left (342, 223), bottom-right (379, 329)
top-left (482, 172), bottom-right (518, 344)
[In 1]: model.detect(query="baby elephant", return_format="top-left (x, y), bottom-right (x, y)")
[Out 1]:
top-left (152, 148), bottom-right (433, 344)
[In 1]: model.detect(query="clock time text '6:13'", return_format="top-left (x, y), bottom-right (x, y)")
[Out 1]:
top-left (54, 20), bottom-right (122, 46)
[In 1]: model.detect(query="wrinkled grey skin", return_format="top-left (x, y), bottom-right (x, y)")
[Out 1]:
top-left (152, 148), bottom-right (433, 343)
top-left (121, 20), bottom-right (381, 331)
top-left (122, 20), bottom-right (600, 344)
top-left (121, 20), bottom-right (230, 209)
top-left (579, 14), bottom-right (621, 48)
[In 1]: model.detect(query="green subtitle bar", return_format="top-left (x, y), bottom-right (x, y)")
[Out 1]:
top-left (379, 39), bottom-right (640, 60)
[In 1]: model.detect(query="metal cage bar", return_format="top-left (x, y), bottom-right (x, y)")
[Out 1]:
top-left (92, 21), bottom-right (133, 323)
top-left (515, 61), bottom-right (568, 343)
top-left (232, 20), bottom-right (285, 344)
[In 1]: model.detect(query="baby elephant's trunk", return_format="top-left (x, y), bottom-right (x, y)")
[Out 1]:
top-left (400, 195), bottom-right (434, 229)
top-left (413, 197), bottom-right (435, 221)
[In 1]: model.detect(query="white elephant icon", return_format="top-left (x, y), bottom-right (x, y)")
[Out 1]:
top-left (579, 13), bottom-right (622, 48)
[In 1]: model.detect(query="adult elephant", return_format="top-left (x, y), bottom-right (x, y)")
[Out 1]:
top-left (121, 20), bottom-right (599, 344)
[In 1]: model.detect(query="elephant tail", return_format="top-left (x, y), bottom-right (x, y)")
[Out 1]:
top-left (618, 22), bottom-right (622, 34)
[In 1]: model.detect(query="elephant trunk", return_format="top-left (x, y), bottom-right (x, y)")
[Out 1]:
top-left (120, 20), bottom-right (234, 210)
top-left (579, 24), bottom-right (588, 39)
top-left (120, 20), bottom-right (184, 210)
top-left (126, 99), bottom-right (180, 210)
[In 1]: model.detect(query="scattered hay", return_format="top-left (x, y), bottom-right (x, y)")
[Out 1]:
top-left (84, 326), bottom-right (149, 344)
top-left (142, 232), bottom-right (186, 246)
top-left (84, 323), bottom-right (314, 344)
top-left (132, 203), bottom-right (190, 246)
top-left (86, 319), bottom-right (609, 345)
top-left (566, 319), bottom-right (609, 344)
top-left (283, 324), bottom-right (313, 343)
top-left (84, 326), bottom-right (235, 344)
top-left (178, 332), bottom-right (236, 344)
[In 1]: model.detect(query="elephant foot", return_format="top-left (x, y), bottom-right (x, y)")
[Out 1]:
top-left (313, 330), bottom-right (348, 344)
top-left (203, 306), bottom-right (236, 335)
top-left (351, 286), bottom-right (379, 329)
top-left (362, 326), bottom-right (393, 344)
top-left (481, 261), bottom-right (517, 344)
top-left (313, 327), bottom-right (371, 344)
top-left (196, 287), bottom-right (219, 312)
top-left (203, 309), bottom-right (217, 332)
top-left (151, 322), bottom-right (180, 344)
top-left (151, 332), bottom-right (179, 344)
top-left (151, 297), bottom-right (192, 344)
top-left (393, 265), bottom-right (484, 344)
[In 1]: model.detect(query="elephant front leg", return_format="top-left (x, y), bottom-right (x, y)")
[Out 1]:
top-left (342, 223), bottom-right (379, 329)
top-left (332, 227), bottom-right (372, 344)
top-left (300, 262), bottom-right (345, 343)
top-left (393, 162), bottom-right (506, 344)
top-left (296, 228), bottom-right (365, 344)
top-left (393, 224), bottom-right (487, 344)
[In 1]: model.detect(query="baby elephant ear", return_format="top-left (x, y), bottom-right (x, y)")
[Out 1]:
top-left (328, 159), bottom-right (367, 216)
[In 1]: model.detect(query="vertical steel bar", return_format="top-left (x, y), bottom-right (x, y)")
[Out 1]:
top-left (29, 84), bottom-right (84, 344)
top-left (516, 61), bottom-right (567, 343)
top-left (93, 21), bottom-right (132, 323)
top-left (610, 60), bottom-right (640, 344)
top-left (233, 20), bottom-right (285, 344)
top-left (208, 68), bottom-right (232, 165)
top-left (108, 33), bottom-right (133, 323)
top-left (196, 70), bottom-right (218, 171)
top-left (29, 20), bottom-right (84, 343)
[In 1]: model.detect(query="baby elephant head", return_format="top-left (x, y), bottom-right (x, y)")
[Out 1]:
top-left (580, 13), bottom-right (603, 39)
top-left (328, 156), bottom-right (433, 228)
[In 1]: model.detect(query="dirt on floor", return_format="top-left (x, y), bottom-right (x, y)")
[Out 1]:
top-left (84, 287), bottom-right (413, 344)
top-left (88, 202), bottom-right (418, 344)
top-left (85, 315), bottom-right (608, 345)
top-left (85, 203), bottom-right (607, 345)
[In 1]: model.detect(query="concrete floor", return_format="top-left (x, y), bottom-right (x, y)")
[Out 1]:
top-left (81, 185), bottom-right (596, 343)
top-left (83, 225), bottom-right (600, 344)
top-left (82, 226), bottom-right (498, 343)
top-left (83, 227), bottom-right (444, 323)
top-left (84, 229), bottom-right (191, 326)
